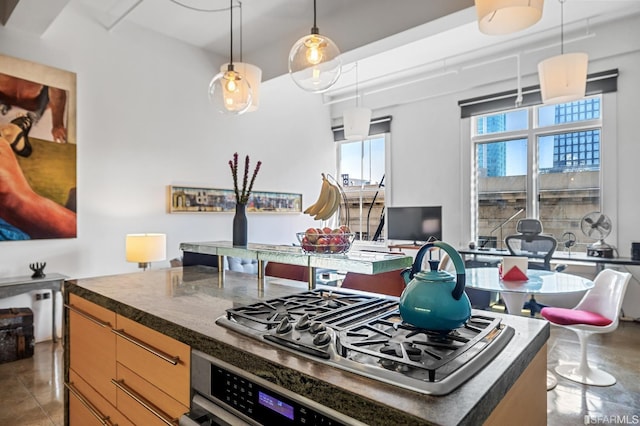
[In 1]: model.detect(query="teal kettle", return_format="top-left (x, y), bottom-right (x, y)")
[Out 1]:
top-left (399, 241), bottom-right (471, 331)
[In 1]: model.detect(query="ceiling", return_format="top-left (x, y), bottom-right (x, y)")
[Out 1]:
top-left (3, 0), bottom-right (640, 85)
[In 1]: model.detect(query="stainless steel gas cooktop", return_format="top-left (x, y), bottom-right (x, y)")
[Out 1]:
top-left (216, 289), bottom-right (514, 395)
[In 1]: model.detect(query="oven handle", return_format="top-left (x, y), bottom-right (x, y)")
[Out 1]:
top-left (112, 328), bottom-right (180, 365)
top-left (65, 382), bottom-right (114, 426)
top-left (111, 379), bottom-right (178, 426)
top-left (190, 394), bottom-right (254, 426)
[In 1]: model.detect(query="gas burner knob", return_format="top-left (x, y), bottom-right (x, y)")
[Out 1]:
top-left (295, 314), bottom-right (311, 330)
top-left (313, 331), bottom-right (331, 346)
top-left (309, 322), bottom-right (326, 334)
top-left (276, 317), bottom-right (292, 334)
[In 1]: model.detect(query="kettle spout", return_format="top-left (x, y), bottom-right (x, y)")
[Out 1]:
top-left (400, 267), bottom-right (412, 285)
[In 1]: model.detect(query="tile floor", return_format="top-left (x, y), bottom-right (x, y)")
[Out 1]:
top-left (0, 341), bottom-right (63, 426)
top-left (0, 320), bottom-right (638, 426)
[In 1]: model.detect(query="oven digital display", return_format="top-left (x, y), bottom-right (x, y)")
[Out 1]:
top-left (258, 391), bottom-right (294, 420)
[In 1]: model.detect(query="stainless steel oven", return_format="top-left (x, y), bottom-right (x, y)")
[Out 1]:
top-left (181, 349), bottom-right (367, 426)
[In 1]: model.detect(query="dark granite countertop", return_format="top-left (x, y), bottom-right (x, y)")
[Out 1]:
top-left (64, 266), bottom-right (549, 426)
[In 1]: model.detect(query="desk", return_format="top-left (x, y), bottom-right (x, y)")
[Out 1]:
top-left (459, 248), bottom-right (640, 272)
top-left (465, 268), bottom-right (594, 316)
top-left (0, 273), bottom-right (67, 343)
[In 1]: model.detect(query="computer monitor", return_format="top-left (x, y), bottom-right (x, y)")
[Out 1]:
top-left (386, 206), bottom-right (442, 244)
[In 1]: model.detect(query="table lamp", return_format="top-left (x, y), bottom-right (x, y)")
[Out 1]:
top-left (126, 233), bottom-right (166, 271)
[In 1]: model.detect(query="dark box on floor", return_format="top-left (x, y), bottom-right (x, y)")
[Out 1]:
top-left (0, 307), bottom-right (35, 363)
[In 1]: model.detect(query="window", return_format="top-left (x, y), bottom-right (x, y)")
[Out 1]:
top-left (337, 136), bottom-right (386, 240)
top-left (471, 96), bottom-right (602, 252)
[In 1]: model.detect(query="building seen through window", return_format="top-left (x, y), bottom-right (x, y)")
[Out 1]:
top-left (472, 97), bottom-right (602, 252)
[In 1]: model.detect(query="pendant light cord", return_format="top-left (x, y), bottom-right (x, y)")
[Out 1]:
top-left (311, 0), bottom-right (319, 34)
top-left (229, 0), bottom-right (234, 65)
top-left (560, 0), bottom-right (565, 55)
top-left (355, 62), bottom-right (360, 107)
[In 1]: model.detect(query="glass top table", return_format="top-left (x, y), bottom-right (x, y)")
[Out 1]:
top-left (465, 268), bottom-right (594, 315)
top-left (179, 241), bottom-right (413, 289)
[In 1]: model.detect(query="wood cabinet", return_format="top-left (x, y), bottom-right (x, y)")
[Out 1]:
top-left (66, 294), bottom-right (190, 425)
top-left (68, 294), bottom-right (116, 406)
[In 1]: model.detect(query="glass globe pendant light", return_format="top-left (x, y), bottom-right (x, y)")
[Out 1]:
top-left (208, 0), bottom-right (252, 115)
top-left (288, 0), bottom-right (341, 93)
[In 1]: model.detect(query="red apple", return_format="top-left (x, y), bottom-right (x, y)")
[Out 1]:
top-left (322, 227), bottom-right (333, 235)
top-left (329, 236), bottom-right (344, 253)
top-left (339, 225), bottom-right (351, 234)
top-left (301, 236), bottom-right (315, 252)
top-left (305, 227), bottom-right (319, 243)
top-left (317, 237), bottom-right (330, 253)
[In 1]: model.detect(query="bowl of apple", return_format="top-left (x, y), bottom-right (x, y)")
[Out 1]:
top-left (297, 226), bottom-right (355, 254)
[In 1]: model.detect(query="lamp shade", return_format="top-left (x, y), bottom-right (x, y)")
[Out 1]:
top-left (220, 62), bottom-right (262, 111)
top-left (288, 32), bottom-right (341, 93)
top-left (475, 0), bottom-right (544, 35)
top-left (208, 66), bottom-right (253, 115)
top-left (538, 53), bottom-right (588, 104)
top-left (343, 107), bottom-right (372, 141)
top-left (126, 233), bottom-right (166, 263)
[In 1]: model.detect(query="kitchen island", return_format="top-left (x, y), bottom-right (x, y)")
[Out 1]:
top-left (64, 266), bottom-right (549, 426)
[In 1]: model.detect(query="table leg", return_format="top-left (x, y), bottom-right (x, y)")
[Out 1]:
top-left (52, 290), bottom-right (59, 343)
top-left (217, 255), bottom-right (225, 287)
top-left (500, 292), bottom-right (528, 315)
top-left (308, 266), bottom-right (317, 290)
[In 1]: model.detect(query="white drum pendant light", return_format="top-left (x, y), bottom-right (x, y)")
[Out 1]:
top-left (538, 0), bottom-right (588, 104)
top-left (208, 0), bottom-right (252, 114)
top-left (475, 0), bottom-right (544, 35)
top-left (288, 0), bottom-right (341, 93)
top-left (343, 63), bottom-right (371, 141)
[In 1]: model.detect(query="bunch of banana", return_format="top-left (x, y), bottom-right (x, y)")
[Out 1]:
top-left (303, 174), bottom-right (341, 221)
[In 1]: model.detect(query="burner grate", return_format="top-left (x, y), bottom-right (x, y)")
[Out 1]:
top-left (224, 289), bottom-right (397, 332)
top-left (336, 312), bottom-right (506, 383)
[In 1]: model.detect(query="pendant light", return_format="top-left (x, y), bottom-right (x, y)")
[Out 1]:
top-left (537, 0), bottom-right (588, 104)
top-left (288, 0), bottom-right (341, 93)
top-left (343, 62), bottom-right (371, 141)
top-left (475, 0), bottom-right (544, 35)
top-left (208, 0), bottom-right (252, 115)
top-left (220, 1), bottom-right (262, 111)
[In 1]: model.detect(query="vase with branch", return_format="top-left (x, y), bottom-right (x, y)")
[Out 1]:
top-left (229, 153), bottom-right (262, 246)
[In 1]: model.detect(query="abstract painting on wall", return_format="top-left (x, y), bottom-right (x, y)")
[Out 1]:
top-left (0, 54), bottom-right (77, 240)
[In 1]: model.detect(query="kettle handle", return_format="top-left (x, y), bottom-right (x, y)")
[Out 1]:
top-left (411, 241), bottom-right (466, 301)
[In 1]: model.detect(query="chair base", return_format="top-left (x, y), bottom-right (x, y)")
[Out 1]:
top-left (546, 371), bottom-right (557, 391)
top-left (555, 364), bottom-right (616, 386)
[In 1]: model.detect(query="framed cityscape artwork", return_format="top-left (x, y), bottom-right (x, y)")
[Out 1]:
top-left (167, 185), bottom-right (302, 213)
top-left (0, 54), bottom-right (77, 240)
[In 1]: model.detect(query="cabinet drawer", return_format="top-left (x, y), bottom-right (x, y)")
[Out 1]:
top-left (115, 314), bottom-right (190, 406)
top-left (115, 363), bottom-right (188, 426)
top-left (68, 369), bottom-right (133, 426)
top-left (68, 294), bottom-right (117, 405)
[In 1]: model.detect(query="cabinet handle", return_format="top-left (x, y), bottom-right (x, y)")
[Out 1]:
top-left (65, 382), bottom-right (114, 426)
top-left (111, 379), bottom-right (178, 426)
top-left (65, 304), bottom-right (112, 328)
top-left (111, 328), bottom-right (180, 365)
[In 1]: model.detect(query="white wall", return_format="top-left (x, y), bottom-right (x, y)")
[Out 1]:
top-left (0, 2), bottom-right (334, 283)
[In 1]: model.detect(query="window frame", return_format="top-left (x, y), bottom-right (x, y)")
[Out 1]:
top-left (469, 95), bottom-right (606, 248)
